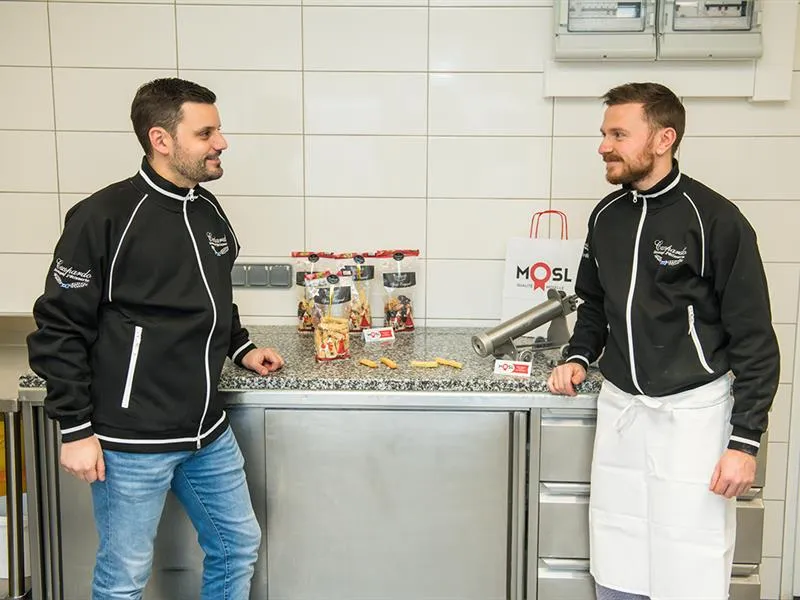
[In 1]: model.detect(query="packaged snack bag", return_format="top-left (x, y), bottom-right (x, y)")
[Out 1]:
top-left (334, 252), bottom-right (374, 332)
top-left (291, 252), bottom-right (329, 332)
top-left (308, 273), bottom-right (353, 361)
top-left (376, 249), bottom-right (419, 332)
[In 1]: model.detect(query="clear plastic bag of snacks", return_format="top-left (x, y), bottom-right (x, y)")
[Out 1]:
top-left (308, 273), bottom-right (353, 361)
top-left (291, 251), bottom-right (330, 332)
top-left (334, 252), bottom-right (374, 332)
top-left (376, 249), bottom-right (419, 332)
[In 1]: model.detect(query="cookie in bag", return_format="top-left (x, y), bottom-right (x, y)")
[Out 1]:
top-left (377, 249), bottom-right (419, 332)
top-left (334, 252), bottom-right (374, 332)
top-left (309, 273), bottom-right (353, 361)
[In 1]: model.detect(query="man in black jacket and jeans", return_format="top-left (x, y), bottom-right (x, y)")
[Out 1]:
top-left (548, 82), bottom-right (779, 600)
top-left (27, 78), bottom-right (284, 599)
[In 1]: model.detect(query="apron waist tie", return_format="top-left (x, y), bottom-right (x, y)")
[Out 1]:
top-left (614, 394), bottom-right (674, 433)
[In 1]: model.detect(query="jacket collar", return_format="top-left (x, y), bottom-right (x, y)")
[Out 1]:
top-left (138, 157), bottom-right (199, 202)
top-left (624, 159), bottom-right (681, 201)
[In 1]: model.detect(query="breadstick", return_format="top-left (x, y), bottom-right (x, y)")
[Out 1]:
top-left (410, 360), bottom-right (439, 368)
top-left (359, 358), bottom-right (378, 368)
top-left (379, 357), bottom-right (397, 369)
top-left (435, 357), bottom-right (463, 369)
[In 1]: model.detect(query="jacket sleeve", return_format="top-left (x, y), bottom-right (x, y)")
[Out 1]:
top-left (711, 211), bottom-right (780, 456)
top-left (26, 203), bottom-right (106, 443)
top-left (564, 213), bottom-right (609, 369)
top-left (228, 303), bottom-right (255, 367)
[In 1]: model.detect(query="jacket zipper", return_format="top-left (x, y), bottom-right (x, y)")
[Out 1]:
top-left (687, 305), bottom-right (714, 374)
top-left (625, 192), bottom-right (646, 394)
top-left (183, 192), bottom-right (217, 449)
top-left (121, 326), bottom-right (143, 409)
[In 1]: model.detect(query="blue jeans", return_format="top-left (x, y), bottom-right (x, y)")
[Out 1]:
top-left (90, 427), bottom-right (261, 600)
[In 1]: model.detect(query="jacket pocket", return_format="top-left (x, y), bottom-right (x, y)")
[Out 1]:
top-left (121, 325), bottom-right (143, 409)
top-left (687, 305), bottom-right (714, 374)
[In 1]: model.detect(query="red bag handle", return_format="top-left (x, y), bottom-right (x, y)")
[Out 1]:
top-left (529, 210), bottom-right (568, 240)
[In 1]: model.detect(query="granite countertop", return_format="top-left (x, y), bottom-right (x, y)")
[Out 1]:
top-left (19, 325), bottom-right (602, 395)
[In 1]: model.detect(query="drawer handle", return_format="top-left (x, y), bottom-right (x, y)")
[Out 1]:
top-left (540, 482), bottom-right (591, 496)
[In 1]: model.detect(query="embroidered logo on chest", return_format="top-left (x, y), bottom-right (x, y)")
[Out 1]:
top-left (206, 232), bottom-right (229, 256)
top-left (53, 258), bottom-right (92, 289)
top-left (653, 240), bottom-right (687, 267)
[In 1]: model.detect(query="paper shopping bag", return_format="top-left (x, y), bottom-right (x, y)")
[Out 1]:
top-left (500, 210), bottom-right (583, 337)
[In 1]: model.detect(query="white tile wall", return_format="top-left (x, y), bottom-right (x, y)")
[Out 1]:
top-left (304, 72), bottom-right (427, 135)
top-left (53, 68), bottom-right (176, 132)
top-left (305, 136), bottom-right (426, 197)
top-left (427, 198), bottom-right (549, 259)
top-left (769, 384), bottom-right (793, 444)
top-left (303, 8), bottom-right (428, 71)
top-left (0, 194), bottom-right (60, 254)
top-left (0, 2), bottom-right (50, 67)
top-left (218, 196), bottom-right (304, 258)
top-left (428, 136), bottom-right (551, 198)
top-left (0, 131), bottom-right (58, 193)
top-left (177, 6), bottom-right (301, 71)
top-left (684, 74), bottom-right (800, 137)
top-left (49, 3), bottom-right (176, 69)
top-left (429, 73), bottom-right (552, 135)
top-left (775, 324), bottom-right (796, 386)
top-left (429, 8), bottom-right (550, 72)
top-left (765, 441), bottom-right (789, 501)
top-left (0, 67), bottom-right (54, 130)
top-left (0, 254), bottom-right (52, 315)
top-left (764, 264), bottom-right (800, 325)
top-left (203, 135), bottom-right (304, 197)
top-left (56, 132), bottom-right (143, 194)
top-left (185, 71), bottom-right (303, 134)
top-left (2, 5), bottom-right (800, 597)
top-left (764, 499), bottom-right (786, 558)
top-left (681, 137), bottom-right (800, 201)
top-left (305, 197), bottom-right (427, 251)
top-left (760, 556), bottom-right (782, 599)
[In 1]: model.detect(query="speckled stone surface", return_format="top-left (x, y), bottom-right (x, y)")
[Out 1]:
top-left (19, 326), bottom-right (602, 394)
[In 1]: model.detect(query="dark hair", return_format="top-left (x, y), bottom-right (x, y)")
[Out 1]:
top-left (130, 78), bottom-right (216, 157)
top-left (603, 82), bottom-right (686, 154)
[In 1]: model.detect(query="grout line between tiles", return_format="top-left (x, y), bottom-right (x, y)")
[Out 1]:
top-left (300, 3), bottom-right (308, 248)
top-left (44, 1), bottom-right (64, 236)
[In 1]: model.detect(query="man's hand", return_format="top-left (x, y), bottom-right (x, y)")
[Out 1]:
top-left (61, 435), bottom-right (105, 483)
top-left (709, 449), bottom-right (756, 499)
top-left (242, 347), bottom-right (285, 376)
top-left (547, 362), bottom-right (587, 396)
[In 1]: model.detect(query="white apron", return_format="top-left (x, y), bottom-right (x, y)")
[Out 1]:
top-left (589, 376), bottom-right (737, 600)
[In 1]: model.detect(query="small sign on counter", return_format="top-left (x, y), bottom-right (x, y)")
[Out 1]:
top-left (493, 359), bottom-right (532, 378)
top-left (362, 327), bottom-right (396, 343)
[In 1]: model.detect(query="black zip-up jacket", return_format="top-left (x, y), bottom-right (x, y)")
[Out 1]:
top-left (27, 158), bottom-right (258, 452)
top-left (564, 162), bottom-right (780, 455)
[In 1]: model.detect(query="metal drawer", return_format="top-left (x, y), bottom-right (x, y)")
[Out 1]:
top-left (730, 564), bottom-right (760, 600)
top-left (538, 483), bottom-right (763, 564)
top-left (536, 560), bottom-right (759, 600)
top-left (538, 410), bottom-right (768, 489)
top-left (539, 409), bottom-right (596, 483)
top-left (538, 483), bottom-right (590, 559)
top-left (537, 558), bottom-right (595, 600)
top-left (734, 491), bottom-right (764, 565)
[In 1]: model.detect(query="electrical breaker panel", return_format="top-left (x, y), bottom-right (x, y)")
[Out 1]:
top-left (553, 0), bottom-right (763, 61)
top-left (554, 0), bottom-right (657, 59)
top-left (658, 0), bottom-right (762, 58)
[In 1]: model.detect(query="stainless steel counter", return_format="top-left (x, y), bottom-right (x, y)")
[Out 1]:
top-left (11, 326), bottom-right (765, 600)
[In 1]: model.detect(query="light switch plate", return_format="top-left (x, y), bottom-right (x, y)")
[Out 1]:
top-left (246, 265), bottom-right (269, 287)
top-left (231, 264), bottom-right (247, 287)
top-left (268, 264), bottom-right (292, 288)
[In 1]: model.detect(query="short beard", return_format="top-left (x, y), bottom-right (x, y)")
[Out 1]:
top-left (605, 153), bottom-right (655, 186)
top-left (172, 147), bottom-right (223, 185)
